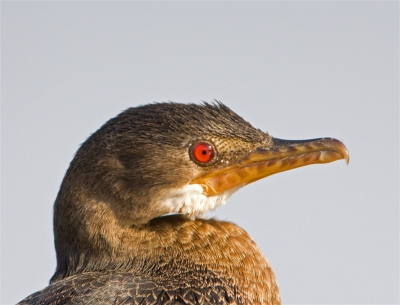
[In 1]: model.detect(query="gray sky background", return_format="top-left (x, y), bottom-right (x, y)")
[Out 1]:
top-left (1, 2), bottom-right (399, 304)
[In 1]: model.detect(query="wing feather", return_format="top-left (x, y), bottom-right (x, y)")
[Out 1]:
top-left (18, 271), bottom-right (241, 305)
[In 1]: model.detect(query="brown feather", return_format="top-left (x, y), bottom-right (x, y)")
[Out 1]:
top-left (19, 102), bottom-right (281, 305)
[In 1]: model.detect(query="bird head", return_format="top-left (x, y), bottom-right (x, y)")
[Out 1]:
top-left (55, 102), bottom-right (348, 228)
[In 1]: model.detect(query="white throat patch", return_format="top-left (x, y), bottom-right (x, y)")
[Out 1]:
top-left (156, 184), bottom-right (241, 219)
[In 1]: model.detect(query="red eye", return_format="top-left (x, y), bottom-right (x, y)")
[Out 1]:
top-left (192, 142), bottom-right (215, 164)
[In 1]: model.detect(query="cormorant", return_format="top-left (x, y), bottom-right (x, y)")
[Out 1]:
top-left (18, 102), bottom-right (349, 305)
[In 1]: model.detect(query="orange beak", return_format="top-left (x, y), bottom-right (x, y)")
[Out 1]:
top-left (190, 137), bottom-right (349, 196)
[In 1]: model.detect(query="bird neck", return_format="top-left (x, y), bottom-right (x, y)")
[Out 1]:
top-left (52, 196), bottom-right (279, 304)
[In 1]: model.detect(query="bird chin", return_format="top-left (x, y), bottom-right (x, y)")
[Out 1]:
top-left (156, 183), bottom-right (243, 219)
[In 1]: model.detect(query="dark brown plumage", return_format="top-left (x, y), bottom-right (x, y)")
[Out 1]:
top-left (18, 102), bottom-right (348, 305)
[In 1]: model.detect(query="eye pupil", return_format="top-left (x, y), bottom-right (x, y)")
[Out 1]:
top-left (192, 142), bottom-right (215, 164)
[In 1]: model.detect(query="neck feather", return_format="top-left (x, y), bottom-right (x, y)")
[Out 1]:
top-left (52, 197), bottom-right (277, 303)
